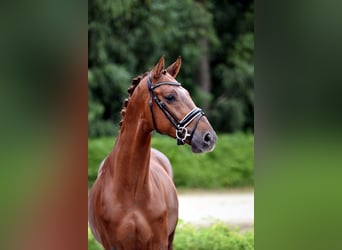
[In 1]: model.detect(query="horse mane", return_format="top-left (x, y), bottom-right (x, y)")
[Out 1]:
top-left (119, 71), bottom-right (149, 127)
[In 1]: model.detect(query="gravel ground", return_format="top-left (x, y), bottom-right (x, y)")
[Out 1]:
top-left (178, 191), bottom-right (254, 230)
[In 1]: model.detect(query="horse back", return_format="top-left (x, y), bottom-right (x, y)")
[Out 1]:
top-left (150, 148), bottom-right (174, 179)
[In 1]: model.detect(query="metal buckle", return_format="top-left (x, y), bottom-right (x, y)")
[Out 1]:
top-left (176, 127), bottom-right (191, 145)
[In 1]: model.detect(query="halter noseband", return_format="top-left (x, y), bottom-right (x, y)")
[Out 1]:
top-left (147, 73), bottom-right (205, 145)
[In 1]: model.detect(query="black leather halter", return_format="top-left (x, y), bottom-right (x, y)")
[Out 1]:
top-left (147, 73), bottom-right (205, 145)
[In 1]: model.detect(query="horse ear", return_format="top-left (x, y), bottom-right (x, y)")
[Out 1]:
top-left (166, 56), bottom-right (182, 78)
top-left (153, 55), bottom-right (165, 80)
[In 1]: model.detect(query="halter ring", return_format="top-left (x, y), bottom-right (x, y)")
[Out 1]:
top-left (176, 127), bottom-right (191, 145)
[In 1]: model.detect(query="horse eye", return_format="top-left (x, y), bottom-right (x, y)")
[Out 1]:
top-left (164, 94), bottom-right (176, 103)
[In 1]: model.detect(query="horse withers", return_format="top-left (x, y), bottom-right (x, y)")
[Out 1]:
top-left (88, 56), bottom-right (217, 250)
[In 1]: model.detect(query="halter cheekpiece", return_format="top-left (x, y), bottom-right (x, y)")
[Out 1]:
top-left (147, 73), bottom-right (205, 145)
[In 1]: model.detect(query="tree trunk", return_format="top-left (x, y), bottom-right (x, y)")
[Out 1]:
top-left (197, 36), bottom-right (211, 111)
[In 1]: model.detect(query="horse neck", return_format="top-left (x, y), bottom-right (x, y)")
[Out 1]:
top-left (108, 94), bottom-right (152, 196)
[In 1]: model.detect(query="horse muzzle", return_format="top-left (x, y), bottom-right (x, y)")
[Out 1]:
top-left (190, 129), bottom-right (217, 153)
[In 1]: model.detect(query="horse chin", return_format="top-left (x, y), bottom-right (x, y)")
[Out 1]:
top-left (191, 141), bottom-right (216, 154)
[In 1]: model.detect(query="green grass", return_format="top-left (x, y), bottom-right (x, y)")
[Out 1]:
top-left (174, 221), bottom-right (254, 250)
top-left (88, 133), bottom-right (254, 189)
top-left (88, 222), bottom-right (254, 250)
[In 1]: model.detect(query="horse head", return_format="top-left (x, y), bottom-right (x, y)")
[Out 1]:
top-left (142, 56), bottom-right (217, 153)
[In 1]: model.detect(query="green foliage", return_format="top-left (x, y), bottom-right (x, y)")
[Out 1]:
top-left (88, 137), bottom-right (115, 188)
top-left (174, 221), bottom-right (254, 250)
top-left (88, 222), bottom-right (254, 250)
top-left (88, 133), bottom-right (254, 189)
top-left (211, 2), bottom-right (254, 133)
top-left (88, 0), bottom-right (254, 136)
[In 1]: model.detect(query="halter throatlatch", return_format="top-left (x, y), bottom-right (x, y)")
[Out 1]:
top-left (147, 73), bottom-right (205, 145)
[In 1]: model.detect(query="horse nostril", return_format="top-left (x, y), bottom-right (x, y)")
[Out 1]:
top-left (204, 132), bottom-right (212, 143)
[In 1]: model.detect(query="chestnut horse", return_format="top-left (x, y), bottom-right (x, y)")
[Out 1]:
top-left (88, 56), bottom-right (217, 250)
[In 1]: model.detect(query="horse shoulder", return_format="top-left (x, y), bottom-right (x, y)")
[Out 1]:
top-left (149, 148), bottom-right (178, 237)
top-left (88, 180), bottom-right (109, 246)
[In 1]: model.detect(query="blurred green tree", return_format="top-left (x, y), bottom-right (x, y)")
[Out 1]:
top-left (210, 1), bottom-right (254, 132)
top-left (88, 0), bottom-right (254, 136)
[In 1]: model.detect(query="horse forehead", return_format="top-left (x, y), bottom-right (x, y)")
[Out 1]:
top-left (177, 86), bottom-right (190, 98)
top-left (165, 86), bottom-right (191, 99)
top-left (179, 87), bottom-right (188, 95)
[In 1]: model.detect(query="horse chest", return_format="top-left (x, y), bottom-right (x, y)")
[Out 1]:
top-left (105, 197), bottom-right (169, 248)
